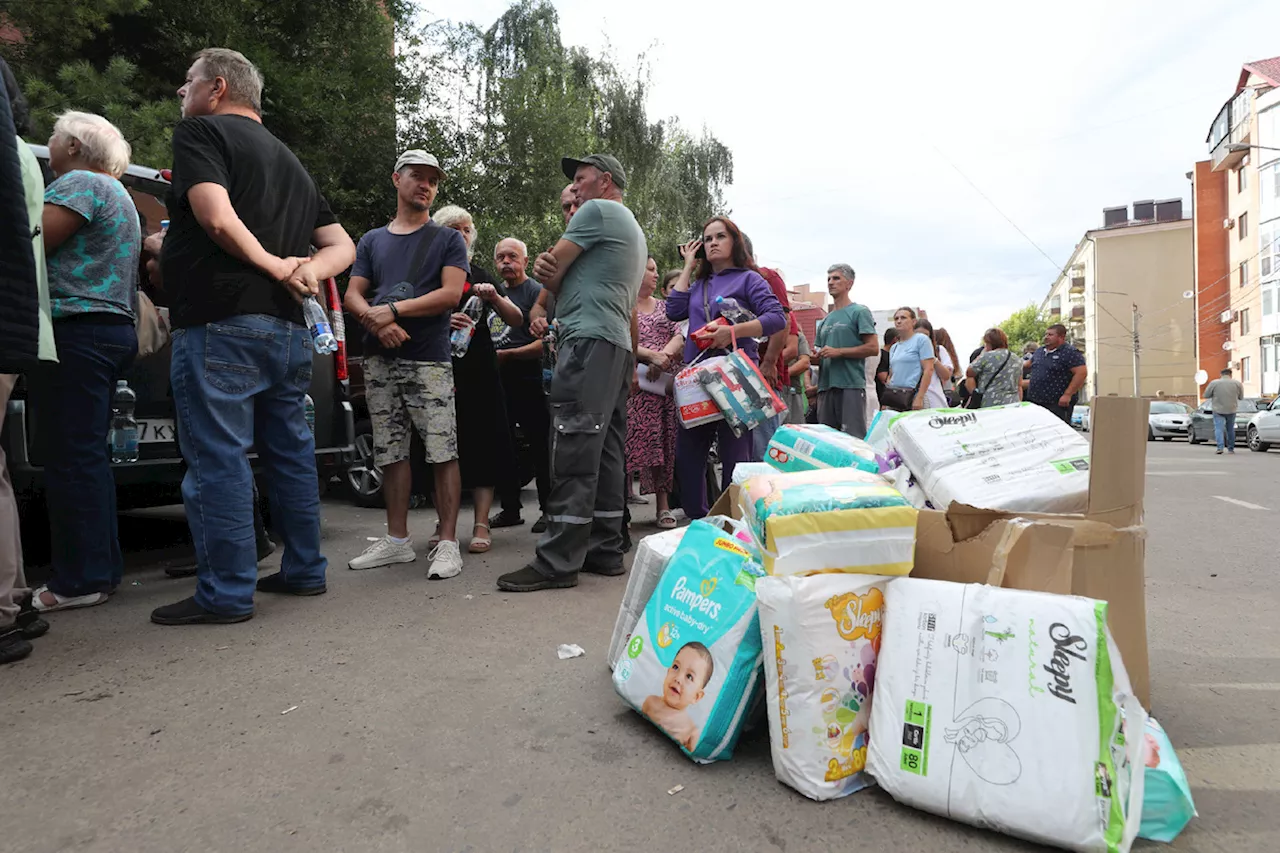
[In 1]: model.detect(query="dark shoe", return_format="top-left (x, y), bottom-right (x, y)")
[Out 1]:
top-left (151, 596), bottom-right (253, 625)
top-left (496, 564), bottom-right (578, 592)
top-left (255, 572), bottom-right (326, 596)
top-left (530, 514), bottom-right (549, 534)
top-left (0, 628), bottom-right (34, 665)
top-left (1216, 448), bottom-right (1224, 455)
top-left (582, 562), bottom-right (626, 577)
top-left (489, 510), bottom-right (525, 529)
top-left (15, 608), bottom-right (50, 640)
top-left (257, 535), bottom-right (276, 562)
top-left (165, 565), bottom-right (198, 579)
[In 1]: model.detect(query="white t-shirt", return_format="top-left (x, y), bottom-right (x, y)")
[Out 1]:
top-left (925, 347), bottom-right (955, 409)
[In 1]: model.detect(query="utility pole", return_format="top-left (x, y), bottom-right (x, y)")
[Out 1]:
top-left (1131, 302), bottom-right (1141, 398)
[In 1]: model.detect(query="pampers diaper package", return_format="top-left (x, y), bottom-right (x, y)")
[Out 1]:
top-left (888, 403), bottom-right (1092, 514)
top-left (756, 573), bottom-right (894, 800)
top-left (608, 527), bottom-right (688, 671)
top-left (867, 578), bottom-right (1146, 853)
top-left (765, 424), bottom-right (880, 474)
top-left (613, 519), bottom-right (766, 763)
top-left (1138, 717), bottom-right (1197, 843)
top-left (738, 468), bottom-right (917, 576)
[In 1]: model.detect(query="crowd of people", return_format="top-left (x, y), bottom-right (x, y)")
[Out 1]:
top-left (0, 47), bottom-right (1091, 666)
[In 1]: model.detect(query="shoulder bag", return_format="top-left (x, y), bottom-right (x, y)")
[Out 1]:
top-left (964, 350), bottom-right (1012, 410)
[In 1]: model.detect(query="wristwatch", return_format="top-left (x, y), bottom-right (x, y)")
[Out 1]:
top-left (388, 302), bottom-right (400, 320)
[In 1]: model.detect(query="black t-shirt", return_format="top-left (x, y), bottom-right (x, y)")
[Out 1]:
top-left (875, 348), bottom-right (891, 400)
top-left (493, 276), bottom-right (542, 350)
top-left (161, 115), bottom-right (336, 328)
top-left (1027, 344), bottom-right (1086, 406)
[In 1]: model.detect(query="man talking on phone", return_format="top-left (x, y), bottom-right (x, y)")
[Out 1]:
top-left (497, 154), bottom-right (646, 593)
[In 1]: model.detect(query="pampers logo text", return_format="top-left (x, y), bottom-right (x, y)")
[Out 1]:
top-left (928, 412), bottom-right (978, 430)
top-left (671, 576), bottom-right (722, 620)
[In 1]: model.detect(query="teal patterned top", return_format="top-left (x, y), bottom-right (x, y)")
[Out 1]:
top-left (44, 170), bottom-right (140, 320)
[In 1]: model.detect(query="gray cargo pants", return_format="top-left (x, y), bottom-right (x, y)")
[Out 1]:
top-left (534, 337), bottom-right (633, 579)
top-left (0, 374), bottom-right (29, 629)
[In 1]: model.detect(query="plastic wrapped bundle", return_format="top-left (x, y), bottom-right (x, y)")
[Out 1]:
top-left (738, 468), bottom-right (915, 576)
top-left (730, 461), bottom-right (776, 486)
top-left (696, 350), bottom-right (785, 437)
top-left (765, 424), bottom-right (880, 474)
top-left (888, 403), bottom-right (1091, 514)
top-left (1138, 717), bottom-right (1197, 843)
top-left (675, 355), bottom-right (728, 429)
top-left (607, 528), bottom-right (688, 670)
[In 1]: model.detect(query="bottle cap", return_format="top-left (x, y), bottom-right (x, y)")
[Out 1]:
top-left (160, 220), bottom-right (170, 230)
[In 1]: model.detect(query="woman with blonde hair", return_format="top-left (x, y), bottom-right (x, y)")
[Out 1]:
top-left (29, 111), bottom-right (142, 613)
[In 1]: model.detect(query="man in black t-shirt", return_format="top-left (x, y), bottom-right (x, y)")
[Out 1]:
top-left (1026, 324), bottom-right (1088, 423)
top-left (151, 48), bottom-right (356, 627)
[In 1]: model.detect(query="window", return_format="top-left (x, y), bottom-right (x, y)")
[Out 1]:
top-left (1265, 287), bottom-right (1275, 317)
top-left (1239, 211), bottom-right (1249, 239)
top-left (1241, 307), bottom-right (1251, 335)
top-left (1242, 356), bottom-right (1252, 382)
top-left (1239, 166), bottom-right (1249, 193)
top-left (1241, 259), bottom-right (1250, 287)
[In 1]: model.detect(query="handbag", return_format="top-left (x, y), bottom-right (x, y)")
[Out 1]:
top-left (964, 350), bottom-right (1012, 410)
top-left (134, 289), bottom-right (170, 360)
top-left (880, 385), bottom-right (917, 412)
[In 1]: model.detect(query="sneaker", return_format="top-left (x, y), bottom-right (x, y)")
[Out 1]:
top-left (348, 536), bottom-right (416, 571)
top-left (1216, 448), bottom-right (1224, 455)
top-left (0, 627), bottom-right (33, 665)
top-left (531, 514), bottom-right (549, 534)
top-left (150, 596), bottom-right (253, 625)
top-left (255, 572), bottom-right (327, 596)
top-left (582, 562), bottom-right (626, 577)
top-left (496, 564), bottom-right (578, 592)
top-left (489, 510), bottom-right (525, 529)
top-left (426, 540), bottom-right (463, 580)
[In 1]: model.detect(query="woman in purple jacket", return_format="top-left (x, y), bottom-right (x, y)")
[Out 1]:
top-left (666, 216), bottom-right (785, 518)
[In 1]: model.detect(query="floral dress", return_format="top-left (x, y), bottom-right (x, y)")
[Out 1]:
top-left (969, 348), bottom-right (1021, 407)
top-left (626, 305), bottom-right (681, 493)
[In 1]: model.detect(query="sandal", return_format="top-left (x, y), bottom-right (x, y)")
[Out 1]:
top-left (30, 584), bottom-right (108, 613)
top-left (469, 522), bottom-right (492, 554)
top-left (657, 510), bottom-right (678, 530)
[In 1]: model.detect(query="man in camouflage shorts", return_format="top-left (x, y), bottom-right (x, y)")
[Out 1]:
top-left (343, 150), bottom-right (469, 579)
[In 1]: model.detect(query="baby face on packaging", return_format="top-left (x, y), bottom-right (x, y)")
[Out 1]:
top-left (662, 645), bottom-right (713, 711)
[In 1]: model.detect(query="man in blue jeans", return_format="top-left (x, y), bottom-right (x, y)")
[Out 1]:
top-left (151, 48), bottom-right (355, 625)
top-left (1203, 367), bottom-right (1245, 455)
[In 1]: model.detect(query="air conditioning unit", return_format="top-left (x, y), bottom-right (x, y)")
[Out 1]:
top-left (1223, 340), bottom-right (1235, 351)
top-left (1224, 217), bottom-right (1235, 230)
top-left (1220, 309), bottom-right (1234, 323)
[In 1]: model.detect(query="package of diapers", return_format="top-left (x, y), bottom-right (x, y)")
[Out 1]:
top-left (765, 424), bottom-right (880, 474)
top-left (756, 573), bottom-right (895, 800)
top-left (738, 468), bottom-right (916, 576)
top-left (608, 527), bottom-right (688, 671)
top-left (731, 461), bottom-right (777, 486)
top-left (867, 578), bottom-right (1146, 853)
top-left (613, 519), bottom-right (766, 763)
top-left (1138, 717), bottom-right (1197, 843)
top-left (888, 403), bottom-right (1091, 514)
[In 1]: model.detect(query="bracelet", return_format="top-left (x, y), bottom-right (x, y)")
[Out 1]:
top-left (388, 302), bottom-right (400, 320)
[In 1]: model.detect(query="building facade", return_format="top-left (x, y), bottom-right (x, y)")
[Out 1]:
top-left (1199, 56), bottom-right (1280, 397)
top-left (1042, 202), bottom-right (1195, 401)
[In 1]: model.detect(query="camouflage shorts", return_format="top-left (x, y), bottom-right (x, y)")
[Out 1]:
top-left (364, 356), bottom-right (458, 467)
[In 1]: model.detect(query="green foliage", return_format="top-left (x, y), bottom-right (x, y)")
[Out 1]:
top-left (997, 303), bottom-right (1050, 352)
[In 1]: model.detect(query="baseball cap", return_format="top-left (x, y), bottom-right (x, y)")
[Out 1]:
top-left (395, 149), bottom-right (445, 177)
top-left (561, 154), bottom-right (626, 189)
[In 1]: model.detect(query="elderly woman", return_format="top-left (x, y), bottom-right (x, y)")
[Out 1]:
top-left (432, 206), bottom-right (524, 553)
top-left (30, 112), bottom-right (141, 613)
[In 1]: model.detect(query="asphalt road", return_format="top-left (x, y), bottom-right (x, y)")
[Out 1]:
top-left (3, 438), bottom-right (1278, 852)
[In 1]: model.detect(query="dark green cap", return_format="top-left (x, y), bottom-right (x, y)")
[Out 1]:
top-left (561, 154), bottom-right (626, 189)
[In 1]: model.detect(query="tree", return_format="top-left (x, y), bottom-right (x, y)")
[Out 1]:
top-left (3, 0), bottom-right (408, 236)
top-left (997, 303), bottom-right (1049, 352)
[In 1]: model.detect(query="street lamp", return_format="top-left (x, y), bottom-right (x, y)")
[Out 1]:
top-left (1226, 143), bottom-right (1280, 154)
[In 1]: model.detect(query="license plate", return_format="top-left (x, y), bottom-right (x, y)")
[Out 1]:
top-left (137, 418), bottom-right (177, 443)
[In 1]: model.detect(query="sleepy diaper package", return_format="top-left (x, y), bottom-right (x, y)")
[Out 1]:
top-left (888, 403), bottom-right (1092, 514)
top-left (738, 468), bottom-right (917, 576)
top-left (607, 527), bottom-right (688, 671)
top-left (613, 519), bottom-right (766, 763)
top-left (756, 573), bottom-right (895, 800)
top-left (765, 424), bottom-right (880, 474)
top-left (867, 578), bottom-right (1146, 853)
top-left (1138, 717), bottom-right (1197, 843)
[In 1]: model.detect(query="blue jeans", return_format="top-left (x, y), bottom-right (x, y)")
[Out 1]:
top-left (1213, 413), bottom-right (1237, 451)
top-left (751, 411), bottom-right (784, 462)
top-left (171, 316), bottom-right (326, 615)
top-left (41, 320), bottom-right (137, 597)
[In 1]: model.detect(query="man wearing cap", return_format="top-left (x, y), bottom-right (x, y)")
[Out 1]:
top-left (343, 150), bottom-right (470, 580)
top-left (497, 154), bottom-right (647, 592)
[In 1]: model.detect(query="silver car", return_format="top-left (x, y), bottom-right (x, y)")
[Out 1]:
top-left (1148, 401), bottom-right (1193, 441)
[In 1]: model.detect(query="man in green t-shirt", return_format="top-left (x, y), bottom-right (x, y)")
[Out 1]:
top-left (812, 263), bottom-right (879, 439)
top-left (499, 154), bottom-right (647, 593)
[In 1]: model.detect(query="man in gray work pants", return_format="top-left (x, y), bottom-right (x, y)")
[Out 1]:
top-left (498, 153), bottom-right (646, 592)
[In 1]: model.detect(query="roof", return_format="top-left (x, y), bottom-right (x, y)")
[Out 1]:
top-left (1241, 56), bottom-right (1280, 90)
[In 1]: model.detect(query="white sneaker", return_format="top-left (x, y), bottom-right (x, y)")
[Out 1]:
top-left (348, 535), bottom-right (416, 570)
top-left (426, 540), bottom-right (463, 579)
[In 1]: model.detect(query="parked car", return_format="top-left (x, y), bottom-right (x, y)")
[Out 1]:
top-left (1071, 405), bottom-right (1090, 431)
top-left (341, 314), bottom-right (535, 508)
top-left (1147, 401), bottom-right (1192, 441)
top-left (1187, 398), bottom-right (1267, 445)
top-left (1247, 397), bottom-right (1280, 452)
top-left (4, 145), bottom-right (355, 559)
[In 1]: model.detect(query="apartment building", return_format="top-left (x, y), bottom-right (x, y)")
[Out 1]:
top-left (1197, 56), bottom-right (1280, 397)
top-left (1041, 202), bottom-right (1195, 401)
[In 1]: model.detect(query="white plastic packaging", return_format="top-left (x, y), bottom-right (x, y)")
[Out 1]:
top-left (607, 527), bottom-right (687, 670)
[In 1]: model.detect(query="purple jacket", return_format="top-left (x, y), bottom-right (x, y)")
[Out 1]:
top-left (665, 267), bottom-right (786, 364)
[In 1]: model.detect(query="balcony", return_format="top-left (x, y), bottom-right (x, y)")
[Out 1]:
top-left (1209, 90), bottom-right (1252, 172)
top-left (1069, 276), bottom-right (1085, 294)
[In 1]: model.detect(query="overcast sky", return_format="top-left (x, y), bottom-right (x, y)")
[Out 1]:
top-left (461, 0), bottom-right (1280, 350)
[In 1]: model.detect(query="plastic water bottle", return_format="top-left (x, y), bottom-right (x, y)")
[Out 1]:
top-left (450, 295), bottom-right (484, 358)
top-left (159, 219), bottom-right (169, 233)
top-left (302, 295), bottom-right (337, 354)
top-left (304, 394), bottom-right (315, 435)
top-left (108, 380), bottom-right (139, 463)
top-left (542, 321), bottom-right (558, 394)
top-left (715, 296), bottom-right (756, 324)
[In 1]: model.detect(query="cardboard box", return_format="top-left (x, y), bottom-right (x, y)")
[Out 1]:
top-left (708, 396), bottom-right (1152, 707)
